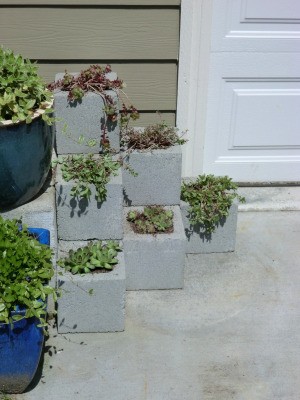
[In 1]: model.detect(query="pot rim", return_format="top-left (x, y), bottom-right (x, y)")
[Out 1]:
top-left (0, 97), bottom-right (53, 127)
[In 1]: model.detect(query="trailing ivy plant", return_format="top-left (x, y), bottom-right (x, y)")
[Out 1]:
top-left (55, 153), bottom-right (120, 202)
top-left (58, 241), bottom-right (121, 275)
top-left (127, 206), bottom-right (174, 234)
top-left (48, 64), bottom-right (139, 148)
top-left (0, 216), bottom-right (56, 329)
top-left (0, 47), bottom-right (53, 125)
top-left (181, 174), bottom-right (245, 234)
top-left (122, 120), bottom-right (186, 151)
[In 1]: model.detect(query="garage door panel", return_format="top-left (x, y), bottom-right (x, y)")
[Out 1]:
top-left (228, 86), bottom-right (300, 149)
top-left (204, 53), bottom-right (300, 181)
top-left (212, 0), bottom-right (300, 51)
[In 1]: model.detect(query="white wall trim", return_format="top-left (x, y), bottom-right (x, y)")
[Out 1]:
top-left (177, 0), bottom-right (213, 177)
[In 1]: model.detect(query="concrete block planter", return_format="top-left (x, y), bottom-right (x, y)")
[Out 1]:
top-left (55, 164), bottom-right (123, 240)
top-left (181, 201), bottom-right (238, 253)
top-left (57, 241), bottom-right (125, 333)
top-left (54, 73), bottom-right (120, 155)
top-left (122, 145), bottom-right (182, 206)
top-left (123, 206), bottom-right (186, 290)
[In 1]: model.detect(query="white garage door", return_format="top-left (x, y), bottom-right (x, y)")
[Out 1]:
top-left (203, 0), bottom-right (300, 182)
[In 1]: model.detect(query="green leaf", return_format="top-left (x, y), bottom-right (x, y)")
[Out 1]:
top-left (12, 314), bottom-right (25, 321)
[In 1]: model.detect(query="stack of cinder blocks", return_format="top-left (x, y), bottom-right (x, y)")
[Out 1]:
top-left (122, 145), bottom-right (186, 290)
top-left (54, 75), bottom-right (125, 334)
top-left (53, 72), bottom-right (187, 333)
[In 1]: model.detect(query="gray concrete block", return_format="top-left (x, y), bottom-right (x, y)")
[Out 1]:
top-left (55, 164), bottom-right (123, 240)
top-left (122, 145), bottom-right (182, 206)
top-left (123, 206), bottom-right (186, 290)
top-left (54, 73), bottom-right (120, 154)
top-left (57, 243), bottom-right (125, 333)
top-left (181, 201), bottom-right (238, 253)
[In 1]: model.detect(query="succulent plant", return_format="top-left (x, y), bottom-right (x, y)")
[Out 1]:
top-left (122, 121), bottom-right (186, 150)
top-left (58, 241), bottom-right (122, 274)
top-left (127, 206), bottom-right (174, 234)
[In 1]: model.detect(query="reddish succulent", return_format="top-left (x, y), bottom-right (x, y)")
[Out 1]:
top-left (48, 64), bottom-right (139, 150)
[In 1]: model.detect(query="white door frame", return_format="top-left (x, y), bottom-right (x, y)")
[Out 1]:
top-left (176, 0), bottom-right (213, 177)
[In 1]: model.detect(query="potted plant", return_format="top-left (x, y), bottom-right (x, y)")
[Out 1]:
top-left (54, 153), bottom-right (123, 240)
top-left (0, 47), bottom-right (54, 210)
top-left (121, 121), bottom-right (186, 206)
top-left (0, 216), bottom-right (56, 394)
top-left (123, 205), bottom-right (186, 290)
top-left (180, 174), bottom-right (245, 253)
top-left (48, 65), bottom-right (139, 155)
top-left (57, 241), bottom-right (125, 333)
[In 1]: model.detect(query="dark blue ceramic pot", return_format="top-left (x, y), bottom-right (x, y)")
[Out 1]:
top-left (0, 228), bottom-right (50, 394)
top-left (0, 115), bottom-right (54, 210)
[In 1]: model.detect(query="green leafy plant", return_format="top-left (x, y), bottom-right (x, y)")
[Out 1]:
top-left (58, 241), bottom-right (121, 274)
top-left (122, 120), bottom-right (186, 151)
top-left (0, 47), bottom-right (53, 124)
top-left (127, 206), bottom-right (174, 234)
top-left (55, 153), bottom-right (120, 202)
top-left (181, 174), bottom-right (245, 234)
top-left (0, 216), bottom-right (56, 329)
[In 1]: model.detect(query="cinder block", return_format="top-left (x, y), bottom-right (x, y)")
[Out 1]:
top-left (54, 72), bottom-right (120, 154)
top-left (122, 145), bottom-right (182, 206)
top-left (123, 206), bottom-right (186, 290)
top-left (57, 241), bottom-right (125, 333)
top-left (55, 164), bottom-right (123, 240)
top-left (181, 201), bottom-right (238, 253)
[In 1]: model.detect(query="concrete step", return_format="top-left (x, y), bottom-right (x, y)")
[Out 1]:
top-left (237, 186), bottom-right (300, 211)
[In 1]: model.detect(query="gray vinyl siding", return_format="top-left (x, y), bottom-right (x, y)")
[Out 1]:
top-left (0, 0), bottom-right (180, 125)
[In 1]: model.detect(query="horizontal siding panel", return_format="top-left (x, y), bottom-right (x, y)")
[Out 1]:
top-left (0, 8), bottom-right (179, 60)
top-left (38, 63), bottom-right (177, 110)
top-left (129, 113), bottom-right (176, 127)
top-left (0, 1), bottom-right (180, 5)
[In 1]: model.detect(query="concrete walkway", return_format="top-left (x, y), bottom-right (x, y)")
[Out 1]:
top-left (12, 210), bottom-right (300, 400)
